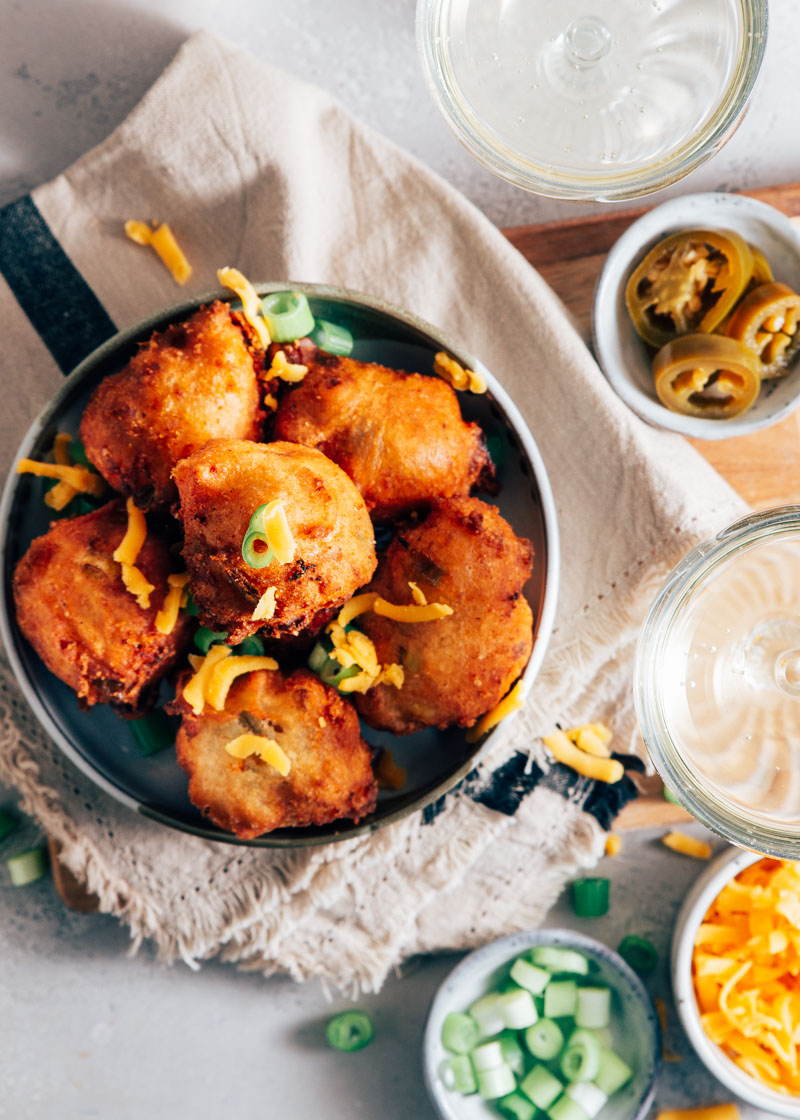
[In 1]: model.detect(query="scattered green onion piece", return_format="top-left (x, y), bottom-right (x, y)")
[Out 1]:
top-left (520, 1064), bottom-right (563, 1109)
top-left (241, 530), bottom-right (274, 569)
top-left (497, 1031), bottom-right (526, 1076)
top-left (184, 592), bottom-right (199, 617)
top-left (510, 956), bottom-right (550, 994)
top-left (478, 1064), bottom-right (516, 1101)
top-left (524, 1018), bottom-right (564, 1060)
top-left (129, 710), bottom-right (175, 757)
top-left (499, 1091), bottom-right (537, 1120)
top-left (544, 979), bottom-right (577, 1019)
top-left (324, 1010), bottom-right (373, 1052)
top-left (571, 878), bottom-right (610, 918)
top-left (531, 946), bottom-right (590, 975)
top-left (439, 1054), bottom-right (477, 1095)
top-left (575, 988), bottom-right (611, 1030)
top-left (549, 1095), bottom-right (590, 1120)
top-left (308, 639), bottom-right (332, 676)
top-left (52, 494), bottom-right (99, 520)
top-left (560, 1030), bottom-right (601, 1082)
top-left (68, 438), bottom-right (91, 467)
top-left (663, 787), bottom-right (680, 805)
top-left (594, 1049), bottom-right (632, 1096)
top-left (0, 809), bottom-right (18, 842)
top-left (319, 660), bottom-right (361, 688)
top-left (261, 291), bottom-right (315, 342)
top-left (485, 429), bottom-right (506, 472)
top-left (313, 319), bottom-right (354, 356)
top-left (7, 846), bottom-right (48, 886)
top-left (193, 626), bottom-right (229, 655)
top-left (617, 934), bottom-right (658, 975)
top-left (235, 635), bottom-right (265, 657)
top-left (498, 987), bottom-right (539, 1029)
top-left (441, 1011), bottom-right (479, 1055)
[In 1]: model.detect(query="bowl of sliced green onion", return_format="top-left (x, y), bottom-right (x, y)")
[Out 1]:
top-left (424, 929), bottom-right (661, 1120)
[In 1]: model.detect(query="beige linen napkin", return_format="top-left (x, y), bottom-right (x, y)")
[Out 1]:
top-left (0, 31), bottom-right (746, 991)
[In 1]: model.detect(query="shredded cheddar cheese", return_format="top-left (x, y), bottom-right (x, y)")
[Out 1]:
top-left (217, 267), bottom-right (270, 348)
top-left (662, 831), bottom-right (712, 860)
top-left (16, 458), bottom-right (105, 498)
top-left (44, 433), bottom-right (78, 510)
top-left (565, 722), bottom-right (613, 758)
top-left (124, 220), bottom-right (192, 285)
top-left (113, 497), bottom-right (147, 565)
top-left (251, 587), bottom-right (277, 622)
top-left (657, 1108), bottom-right (741, 1120)
top-left (336, 593), bottom-right (379, 628)
top-left (543, 728), bottom-right (624, 783)
top-left (373, 597), bottom-right (453, 623)
top-left (263, 393), bottom-right (278, 412)
top-left (155, 572), bottom-right (190, 636)
top-left (224, 733), bottom-right (290, 776)
top-left (376, 748), bottom-right (407, 790)
top-left (120, 562), bottom-right (154, 610)
top-left (205, 654), bottom-right (279, 712)
top-left (269, 348), bottom-right (308, 383)
top-left (433, 350), bottom-right (487, 394)
top-left (325, 620), bottom-right (403, 695)
top-left (257, 500), bottom-right (295, 564)
top-left (465, 680), bottom-right (525, 743)
top-left (605, 833), bottom-right (622, 857)
top-left (408, 581), bottom-right (427, 606)
top-left (182, 645), bottom-right (233, 715)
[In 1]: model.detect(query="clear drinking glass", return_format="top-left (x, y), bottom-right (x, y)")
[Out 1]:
top-left (635, 507), bottom-right (800, 857)
top-left (417, 0), bottom-right (768, 201)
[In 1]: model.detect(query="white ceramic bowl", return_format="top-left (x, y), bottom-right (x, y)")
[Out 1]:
top-left (423, 928), bottom-right (661, 1120)
top-left (593, 193), bottom-right (800, 440)
top-left (671, 846), bottom-right (800, 1117)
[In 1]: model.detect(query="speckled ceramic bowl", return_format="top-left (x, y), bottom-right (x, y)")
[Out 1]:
top-left (423, 928), bottom-right (661, 1120)
top-left (593, 193), bottom-right (800, 439)
top-left (0, 282), bottom-right (559, 848)
top-left (672, 846), bottom-right (800, 1117)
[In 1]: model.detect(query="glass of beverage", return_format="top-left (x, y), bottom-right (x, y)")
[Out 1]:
top-left (416, 0), bottom-right (768, 201)
top-left (636, 507), bottom-right (800, 857)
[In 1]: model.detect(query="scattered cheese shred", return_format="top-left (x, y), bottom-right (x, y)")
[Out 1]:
top-left (182, 645), bottom-right (233, 715)
top-left (113, 497), bottom-right (148, 566)
top-left (662, 831), bottom-right (712, 860)
top-left (605, 833), bottom-right (622, 857)
top-left (269, 348), bottom-right (308, 383)
top-left (692, 858), bottom-right (800, 1094)
top-left (124, 220), bottom-right (192, 285)
top-left (224, 733), bottom-right (290, 776)
top-left (543, 728), bottom-right (624, 783)
top-left (257, 500), bottom-right (296, 564)
top-left (326, 620), bottom-right (403, 695)
top-left (336, 593), bottom-right (379, 628)
top-left (251, 587), bottom-right (277, 622)
top-left (205, 655), bottom-right (279, 712)
top-left (565, 722), bottom-right (613, 758)
top-left (373, 596), bottom-right (453, 623)
top-left (263, 393), bottom-right (278, 412)
top-left (120, 563), bottom-right (154, 610)
top-left (376, 748), bottom-right (407, 790)
top-left (657, 1107), bottom-right (741, 1120)
top-left (408, 581), bottom-right (427, 606)
top-left (16, 458), bottom-right (105, 498)
top-left (217, 267), bottom-right (270, 348)
top-left (155, 573), bottom-right (190, 636)
top-left (45, 433), bottom-right (78, 510)
top-left (465, 680), bottom-right (525, 743)
top-left (433, 350), bottom-right (487, 394)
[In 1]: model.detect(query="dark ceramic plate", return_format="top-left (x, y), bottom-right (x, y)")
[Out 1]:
top-left (0, 283), bottom-right (559, 847)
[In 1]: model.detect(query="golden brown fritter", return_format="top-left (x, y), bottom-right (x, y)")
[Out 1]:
top-left (173, 439), bottom-right (376, 645)
top-left (12, 501), bottom-right (192, 711)
top-left (273, 352), bottom-right (493, 519)
top-left (174, 668), bottom-right (377, 838)
top-left (354, 497), bottom-right (534, 734)
top-left (80, 302), bottom-right (264, 508)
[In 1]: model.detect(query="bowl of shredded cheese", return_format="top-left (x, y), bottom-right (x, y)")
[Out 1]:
top-left (672, 846), bottom-right (800, 1116)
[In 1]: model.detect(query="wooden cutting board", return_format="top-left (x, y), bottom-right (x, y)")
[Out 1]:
top-left (502, 182), bottom-right (800, 830)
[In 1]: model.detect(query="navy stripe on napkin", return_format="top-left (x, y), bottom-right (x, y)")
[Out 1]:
top-left (0, 194), bottom-right (115, 375)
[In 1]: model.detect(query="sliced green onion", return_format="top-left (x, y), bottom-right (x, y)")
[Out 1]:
top-left (193, 626), bottom-right (229, 655)
top-left (325, 1010), bottom-right (373, 1052)
top-left (7, 846), bottom-right (48, 886)
top-left (319, 660), bottom-right (360, 688)
top-left (0, 809), bottom-right (18, 842)
top-left (261, 291), bottom-right (315, 342)
top-left (235, 635), bottom-right (265, 657)
top-left (575, 988), bottom-right (611, 1030)
top-left (594, 1049), bottom-right (632, 1096)
top-left (509, 956), bottom-right (550, 994)
top-left (617, 934), bottom-right (658, 974)
top-left (241, 530), bottom-right (274, 569)
top-left (469, 994), bottom-right (506, 1039)
top-left (497, 1031), bottom-right (525, 1076)
top-left (68, 438), bottom-right (91, 467)
top-left (441, 1011), bottom-right (479, 1055)
top-left (544, 979), bottom-right (577, 1019)
top-left (663, 786), bottom-right (680, 805)
top-left (571, 877), bottom-right (610, 918)
top-left (308, 639), bottom-right (332, 675)
top-left (531, 946), bottom-right (590, 975)
top-left (520, 1064), bottom-right (563, 1109)
top-left (499, 1091), bottom-right (537, 1120)
top-left (549, 1095), bottom-right (590, 1120)
top-left (472, 1040), bottom-right (505, 1071)
top-left (184, 592), bottom-right (199, 617)
top-left (52, 494), bottom-right (99, 520)
top-left (477, 1063), bottom-right (516, 1101)
top-left (498, 987), bottom-right (538, 1029)
top-left (560, 1030), bottom-right (601, 1082)
top-left (129, 710), bottom-right (175, 757)
top-left (566, 1083), bottom-right (608, 1119)
top-left (524, 1018), bottom-right (564, 1060)
top-left (439, 1054), bottom-right (477, 1095)
top-left (313, 319), bottom-right (353, 356)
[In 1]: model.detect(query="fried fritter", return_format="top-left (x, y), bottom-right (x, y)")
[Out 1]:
top-left (80, 302), bottom-right (264, 508)
top-left (273, 352), bottom-right (493, 519)
top-left (354, 497), bottom-right (534, 734)
top-left (173, 439), bottom-right (376, 645)
top-left (12, 501), bottom-right (192, 711)
top-left (174, 668), bottom-right (377, 838)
